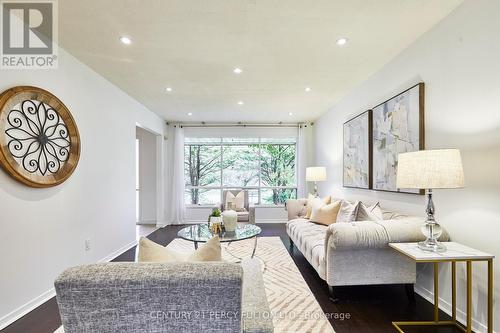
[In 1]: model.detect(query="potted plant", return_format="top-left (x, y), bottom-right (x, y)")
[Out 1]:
top-left (208, 208), bottom-right (223, 227)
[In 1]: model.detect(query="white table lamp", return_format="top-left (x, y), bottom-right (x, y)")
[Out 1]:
top-left (397, 149), bottom-right (465, 252)
top-left (306, 167), bottom-right (327, 197)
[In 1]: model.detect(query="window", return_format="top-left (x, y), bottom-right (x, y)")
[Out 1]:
top-left (184, 137), bottom-right (297, 206)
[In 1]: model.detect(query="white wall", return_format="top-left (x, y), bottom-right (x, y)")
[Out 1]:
top-left (315, 1), bottom-right (500, 331)
top-left (136, 127), bottom-right (158, 224)
top-left (0, 47), bottom-right (166, 328)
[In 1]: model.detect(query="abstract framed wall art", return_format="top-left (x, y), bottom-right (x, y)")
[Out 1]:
top-left (343, 110), bottom-right (372, 189)
top-left (371, 83), bottom-right (425, 194)
top-left (0, 86), bottom-right (81, 188)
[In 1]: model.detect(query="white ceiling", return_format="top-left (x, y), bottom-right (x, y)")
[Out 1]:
top-left (59, 0), bottom-right (462, 123)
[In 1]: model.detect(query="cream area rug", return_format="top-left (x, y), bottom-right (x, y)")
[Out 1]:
top-left (55, 237), bottom-right (335, 333)
top-left (167, 236), bottom-right (335, 333)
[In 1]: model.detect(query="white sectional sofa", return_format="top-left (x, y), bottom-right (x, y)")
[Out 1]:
top-left (285, 198), bottom-right (449, 301)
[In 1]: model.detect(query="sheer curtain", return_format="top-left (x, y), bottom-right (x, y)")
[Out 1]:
top-left (296, 124), bottom-right (307, 198)
top-left (167, 125), bottom-right (186, 224)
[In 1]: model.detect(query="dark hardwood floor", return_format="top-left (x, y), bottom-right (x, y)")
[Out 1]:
top-left (2, 223), bottom-right (464, 333)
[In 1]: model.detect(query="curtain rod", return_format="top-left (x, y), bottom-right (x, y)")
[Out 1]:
top-left (167, 122), bottom-right (313, 128)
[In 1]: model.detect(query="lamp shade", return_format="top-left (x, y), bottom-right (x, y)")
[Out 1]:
top-left (396, 149), bottom-right (465, 189)
top-left (306, 167), bottom-right (327, 182)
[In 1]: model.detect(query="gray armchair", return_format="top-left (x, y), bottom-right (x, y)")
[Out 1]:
top-left (221, 189), bottom-right (256, 224)
top-left (55, 259), bottom-right (273, 333)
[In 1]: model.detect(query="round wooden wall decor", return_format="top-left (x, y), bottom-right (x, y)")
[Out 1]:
top-left (0, 86), bottom-right (80, 188)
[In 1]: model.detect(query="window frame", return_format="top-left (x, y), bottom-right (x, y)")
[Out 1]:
top-left (184, 137), bottom-right (297, 207)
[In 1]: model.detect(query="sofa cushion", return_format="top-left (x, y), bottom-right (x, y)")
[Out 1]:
top-left (286, 218), bottom-right (327, 279)
top-left (226, 191), bottom-right (245, 211)
top-left (305, 194), bottom-right (331, 219)
top-left (356, 202), bottom-right (383, 221)
top-left (236, 211), bottom-right (250, 222)
top-left (336, 200), bottom-right (360, 222)
top-left (310, 200), bottom-right (342, 225)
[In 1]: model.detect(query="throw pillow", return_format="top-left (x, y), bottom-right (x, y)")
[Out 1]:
top-left (138, 237), bottom-right (186, 262)
top-left (137, 236), bottom-right (222, 263)
top-left (356, 202), bottom-right (383, 221)
top-left (310, 200), bottom-right (342, 225)
top-left (226, 191), bottom-right (245, 212)
top-left (305, 194), bottom-right (331, 219)
top-left (188, 236), bottom-right (222, 261)
top-left (336, 200), bottom-right (360, 223)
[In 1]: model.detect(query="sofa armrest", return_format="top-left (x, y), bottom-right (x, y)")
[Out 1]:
top-left (325, 217), bottom-right (450, 250)
top-left (55, 262), bottom-right (244, 333)
top-left (249, 204), bottom-right (256, 224)
top-left (285, 199), bottom-right (308, 221)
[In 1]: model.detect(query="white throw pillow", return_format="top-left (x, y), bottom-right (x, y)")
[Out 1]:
top-left (226, 191), bottom-right (245, 212)
top-left (356, 202), bottom-right (383, 221)
top-left (305, 194), bottom-right (331, 219)
top-left (336, 200), bottom-right (360, 223)
top-left (138, 236), bottom-right (222, 262)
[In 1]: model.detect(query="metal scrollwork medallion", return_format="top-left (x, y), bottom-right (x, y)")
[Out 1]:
top-left (0, 86), bottom-right (81, 187)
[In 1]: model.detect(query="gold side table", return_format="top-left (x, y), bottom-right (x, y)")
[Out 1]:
top-left (389, 242), bottom-right (494, 333)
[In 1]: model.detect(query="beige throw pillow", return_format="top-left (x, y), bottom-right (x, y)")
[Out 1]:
top-left (226, 191), bottom-right (245, 212)
top-left (138, 236), bottom-right (222, 262)
top-left (188, 236), bottom-right (222, 261)
top-left (336, 200), bottom-right (360, 223)
top-left (356, 202), bottom-right (383, 221)
top-left (305, 194), bottom-right (331, 219)
top-left (310, 200), bottom-right (342, 225)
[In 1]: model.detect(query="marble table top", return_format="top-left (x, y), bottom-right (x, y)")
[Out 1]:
top-left (389, 242), bottom-right (494, 261)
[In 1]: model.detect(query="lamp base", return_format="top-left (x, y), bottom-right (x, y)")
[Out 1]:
top-left (418, 239), bottom-right (447, 253)
top-left (418, 189), bottom-right (447, 253)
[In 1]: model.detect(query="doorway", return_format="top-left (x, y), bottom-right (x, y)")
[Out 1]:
top-left (135, 126), bottom-right (160, 225)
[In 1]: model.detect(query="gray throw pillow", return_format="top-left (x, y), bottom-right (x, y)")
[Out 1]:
top-left (356, 202), bottom-right (383, 221)
top-left (336, 200), bottom-right (360, 222)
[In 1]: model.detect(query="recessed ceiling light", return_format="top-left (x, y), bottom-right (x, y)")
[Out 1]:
top-left (237, 101), bottom-right (244, 105)
top-left (336, 37), bottom-right (348, 46)
top-left (233, 67), bottom-right (243, 74)
top-left (288, 112), bottom-right (293, 116)
top-left (305, 87), bottom-right (311, 92)
top-left (187, 112), bottom-right (193, 116)
top-left (165, 87), bottom-right (172, 92)
top-left (119, 36), bottom-right (132, 45)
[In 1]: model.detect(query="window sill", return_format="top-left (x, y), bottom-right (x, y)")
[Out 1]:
top-left (186, 205), bottom-right (218, 209)
top-left (253, 204), bottom-right (286, 208)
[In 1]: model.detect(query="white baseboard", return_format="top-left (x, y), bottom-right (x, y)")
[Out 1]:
top-left (98, 240), bottom-right (138, 263)
top-left (0, 239), bottom-right (138, 331)
top-left (0, 288), bottom-right (56, 331)
top-left (414, 284), bottom-right (494, 333)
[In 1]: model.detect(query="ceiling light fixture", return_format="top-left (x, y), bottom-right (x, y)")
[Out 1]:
top-left (289, 112), bottom-right (293, 116)
top-left (305, 87), bottom-right (311, 92)
top-left (237, 101), bottom-right (244, 105)
top-left (165, 87), bottom-right (172, 92)
top-left (187, 112), bottom-right (193, 116)
top-left (336, 37), bottom-right (348, 46)
top-left (119, 36), bottom-right (132, 45)
top-left (233, 67), bottom-right (242, 74)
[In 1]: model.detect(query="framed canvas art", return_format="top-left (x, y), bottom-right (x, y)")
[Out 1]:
top-left (371, 83), bottom-right (425, 194)
top-left (343, 110), bottom-right (372, 189)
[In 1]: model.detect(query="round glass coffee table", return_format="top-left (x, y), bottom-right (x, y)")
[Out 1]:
top-left (177, 223), bottom-right (262, 258)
